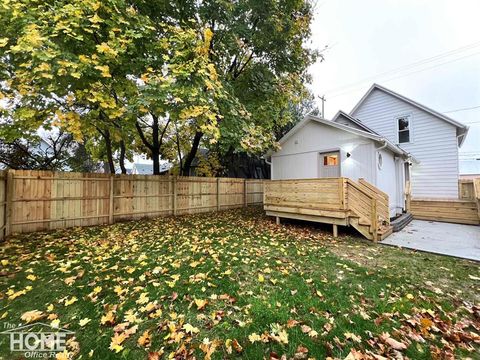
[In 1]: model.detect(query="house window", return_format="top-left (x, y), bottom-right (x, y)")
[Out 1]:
top-left (397, 116), bottom-right (410, 143)
top-left (323, 154), bottom-right (338, 166)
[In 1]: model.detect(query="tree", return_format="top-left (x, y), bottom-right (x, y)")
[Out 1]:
top-left (0, 0), bottom-right (225, 174)
top-left (0, 1), bottom-right (318, 176)
top-left (137, 0), bottom-right (318, 175)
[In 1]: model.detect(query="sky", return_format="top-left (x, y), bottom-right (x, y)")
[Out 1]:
top-left (308, 0), bottom-right (480, 160)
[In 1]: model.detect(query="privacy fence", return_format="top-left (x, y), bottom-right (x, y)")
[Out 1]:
top-left (0, 170), bottom-right (264, 240)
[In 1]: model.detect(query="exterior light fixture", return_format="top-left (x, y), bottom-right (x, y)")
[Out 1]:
top-left (346, 152), bottom-right (351, 158)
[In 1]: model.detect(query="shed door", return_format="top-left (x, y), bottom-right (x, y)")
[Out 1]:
top-left (319, 151), bottom-right (340, 178)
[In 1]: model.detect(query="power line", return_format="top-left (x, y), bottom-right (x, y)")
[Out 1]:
top-left (328, 51), bottom-right (480, 99)
top-left (325, 40), bottom-right (480, 95)
top-left (443, 105), bottom-right (480, 114)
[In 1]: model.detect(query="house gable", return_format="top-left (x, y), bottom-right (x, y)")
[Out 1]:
top-left (351, 85), bottom-right (461, 198)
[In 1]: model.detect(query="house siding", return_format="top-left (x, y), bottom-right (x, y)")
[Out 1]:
top-left (352, 89), bottom-right (459, 199)
top-left (272, 120), bottom-right (389, 186)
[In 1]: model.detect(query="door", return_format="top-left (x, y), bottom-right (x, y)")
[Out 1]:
top-left (319, 151), bottom-right (340, 178)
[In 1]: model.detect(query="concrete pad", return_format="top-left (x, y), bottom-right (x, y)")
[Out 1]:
top-left (381, 220), bottom-right (480, 261)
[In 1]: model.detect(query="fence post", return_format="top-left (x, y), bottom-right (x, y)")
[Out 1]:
top-left (5, 170), bottom-right (14, 237)
top-left (109, 175), bottom-right (114, 224)
top-left (173, 176), bottom-right (177, 216)
top-left (405, 180), bottom-right (411, 212)
top-left (216, 178), bottom-right (220, 211)
top-left (244, 179), bottom-right (247, 207)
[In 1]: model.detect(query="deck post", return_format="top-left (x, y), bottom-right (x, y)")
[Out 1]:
top-left (332, 224), bottom-right (338, 237)
top-left (276, 216), bottom-right (280, 225)
top-left (371, 198), bottom-right (378, 242)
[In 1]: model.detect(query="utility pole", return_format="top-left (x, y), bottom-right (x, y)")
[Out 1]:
top-left (318, 95), bottom-right (326, 118)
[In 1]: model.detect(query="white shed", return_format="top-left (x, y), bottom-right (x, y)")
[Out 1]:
top-left (268, 114), bottom-right (411, 217)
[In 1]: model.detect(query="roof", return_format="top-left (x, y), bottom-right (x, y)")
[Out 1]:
top-left (350, 83), bottom-right (469, 146)
top-left (332, 110), bottom-right (379, 135)
top-left (270, 114), bottom-right (411, 158)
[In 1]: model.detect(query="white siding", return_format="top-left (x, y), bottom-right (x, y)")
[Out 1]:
top-left (352, 89), bottom-right (459, 198)
top-left (272, 121), bottom-right (375, 184)
top-left (376, 149), bottom-right (402, 216)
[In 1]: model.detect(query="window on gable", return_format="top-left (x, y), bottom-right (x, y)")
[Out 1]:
top-left (397, 116), bottom-right (410, 143)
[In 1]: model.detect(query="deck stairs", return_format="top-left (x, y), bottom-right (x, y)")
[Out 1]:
top-left (264, 177), bottom-right (394, 241)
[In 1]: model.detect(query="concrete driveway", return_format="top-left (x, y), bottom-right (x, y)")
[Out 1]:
top-left (381, 220), bottom-right (480, 261)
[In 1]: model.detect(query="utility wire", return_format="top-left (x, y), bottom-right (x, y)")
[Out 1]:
top-left (328, 51), bottom-right (480, 99)
top-left (325, 40), bottom-right (480, 95)
top-left (443, 105), bottom-right (480, 114)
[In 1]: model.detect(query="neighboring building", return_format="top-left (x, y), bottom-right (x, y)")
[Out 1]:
top-left (131, 161), bottom-right (171, 175)
top-left (268, 84), bottom-right (469, 216)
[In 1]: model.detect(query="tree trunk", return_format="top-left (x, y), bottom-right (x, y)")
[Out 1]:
top-left (104, 130), bottom-right (115, 174)
top-left (119, 140), bottom-right (127, 174)
top-left (181, 131), bottom-right (203, 176)
top-left (151, 115), bottom-right (160, 175)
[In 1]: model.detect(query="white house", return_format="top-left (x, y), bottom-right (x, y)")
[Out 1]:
top-left (269, 84), bottom-right (469, 217)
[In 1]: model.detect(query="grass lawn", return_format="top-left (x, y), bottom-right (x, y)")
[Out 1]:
top-left (0, 207), bottom-right (479, 359)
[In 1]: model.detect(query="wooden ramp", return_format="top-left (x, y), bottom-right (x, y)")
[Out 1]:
top-left (264, 178), bottom-right (392, 241)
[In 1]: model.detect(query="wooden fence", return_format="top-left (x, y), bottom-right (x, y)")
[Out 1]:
top-left (405, 179), bottom-right (480, 225)
top-left (459, 179), bottom-right (475, 200)
top-left (0, 170), bottom-right (264, 238)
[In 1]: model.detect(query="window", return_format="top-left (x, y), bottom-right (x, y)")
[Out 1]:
top-left (323, 154), bottom-right (338, 166)
top-left (397, 116), bottom-right (410, 143)
top-left (377, 153), bottom-right (383, 170)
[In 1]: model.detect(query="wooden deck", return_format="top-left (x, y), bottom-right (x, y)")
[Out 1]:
top-left (264, 178), bottom-right (392, 241)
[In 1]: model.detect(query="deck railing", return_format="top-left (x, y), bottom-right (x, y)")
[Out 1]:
top-left (264, 177), bottom-right (390, 240)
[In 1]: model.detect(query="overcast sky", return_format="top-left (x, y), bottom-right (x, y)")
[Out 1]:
top-left (308, 0), bottom-right (480, 159)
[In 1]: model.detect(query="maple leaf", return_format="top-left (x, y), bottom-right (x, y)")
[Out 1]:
top-left (138, 330), bottom-right (151, 347)
top-left (21, 310), bottom-right (44, 323)
top-left (194, 298), bottom-right (208, 311)
top-left (183, 323), bottom-right (200, 334)
top-left (109, 333), bottom-right (126, 353)
top-left (101, 311), bottom-right (116, 326)
top-left (248, 333), bottom-right (261, 343)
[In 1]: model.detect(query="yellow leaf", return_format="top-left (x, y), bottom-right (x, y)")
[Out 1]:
top-left (79, 318), bottom-right (91, 327)
top-left (101, 311), bottom-right (115, 325)
top-left (26, 274), bottom-right (37, 281)
top-left (183, 323), bottom-right (200, 334)
top-left (194, 298), bottom-right (208, 311)
top-left (258, 274), bottom-right (265, 283)
top-left (248, 333), bottom-right (261, 343)
top-left (65, 296), bottom-right (78, 306)
top-left (50, 319), bottom-right (60, 328)
top-left (109, 333), bottom-right (126, 353)
top-left (21, 310), bottom-right (44, 323)
top-left (137, 330), bottom-right (151, 347)
top-left (406, 293), bottom-right (414, 300)
top-left (0, 38), bottom-right (8, 47)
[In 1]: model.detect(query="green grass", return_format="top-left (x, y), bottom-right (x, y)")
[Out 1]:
top-left (0, 207), bottom-right (479, 359)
